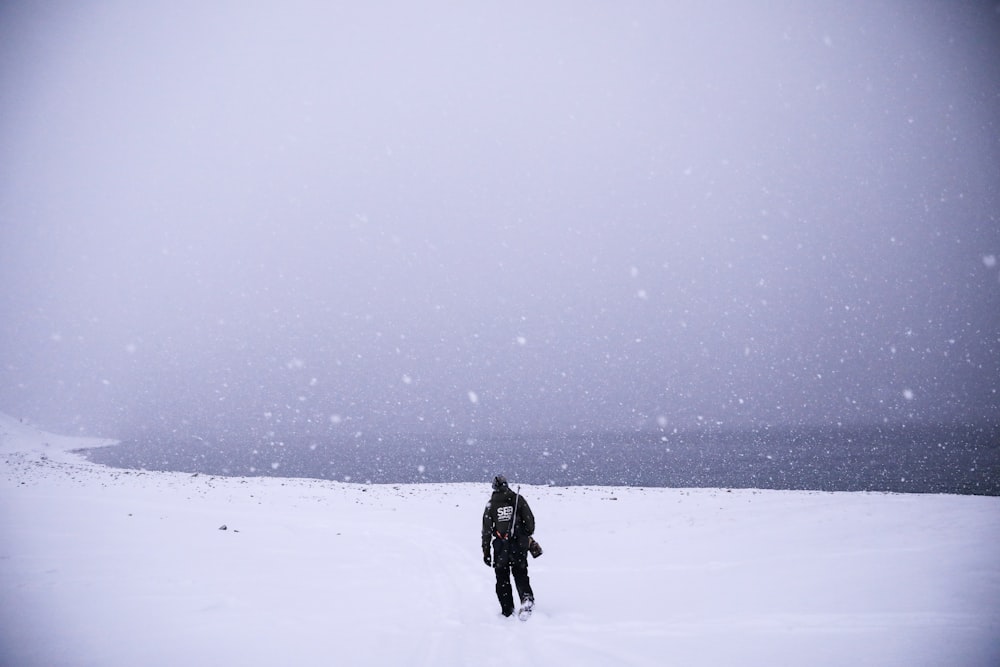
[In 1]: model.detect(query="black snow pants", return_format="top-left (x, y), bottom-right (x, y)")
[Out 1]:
top-left (492, 536), bottom-right (533, 615)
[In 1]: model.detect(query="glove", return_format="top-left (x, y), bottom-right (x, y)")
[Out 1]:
top-left (483, 551), bottom-right (492, 567)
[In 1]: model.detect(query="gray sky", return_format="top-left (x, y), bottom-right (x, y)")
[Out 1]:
top-left (1, 1), bottom-right (998, 439)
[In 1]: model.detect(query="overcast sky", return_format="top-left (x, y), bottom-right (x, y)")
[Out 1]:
top-left (1, 1), bottom-right (998, 440)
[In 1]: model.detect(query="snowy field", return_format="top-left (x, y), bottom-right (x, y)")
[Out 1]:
top-left (2, 414), bottom-right (998, 667)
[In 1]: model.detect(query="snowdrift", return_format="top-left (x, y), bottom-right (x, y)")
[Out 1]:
top-left (1, 415), bottom-right (998, 666)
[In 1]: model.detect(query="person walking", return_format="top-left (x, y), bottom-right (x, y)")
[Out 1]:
top-left (481, 475), bottom-right (535, 618)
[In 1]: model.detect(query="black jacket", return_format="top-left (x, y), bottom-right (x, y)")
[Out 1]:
top-left (482, 487), bottom-right (534, 552)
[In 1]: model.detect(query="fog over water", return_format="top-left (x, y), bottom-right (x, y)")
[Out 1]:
top-left (2, 2), bottom-right (999, 444)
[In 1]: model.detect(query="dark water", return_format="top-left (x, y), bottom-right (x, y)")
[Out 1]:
top-left (82, 424), bottom-right (1000, 496)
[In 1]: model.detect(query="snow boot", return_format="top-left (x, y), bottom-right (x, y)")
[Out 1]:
top-left (517, 598), bottom-right (534, 621)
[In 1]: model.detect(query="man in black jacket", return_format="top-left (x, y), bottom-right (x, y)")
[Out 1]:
top-left (481, 475), bottom-right (535, 618)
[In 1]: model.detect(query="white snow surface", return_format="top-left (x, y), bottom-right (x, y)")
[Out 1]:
top-left (2, 414), bottom-right (998, 666)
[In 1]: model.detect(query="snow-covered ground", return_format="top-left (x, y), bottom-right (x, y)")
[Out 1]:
top-left (1, 414), bottom-right (998, 666)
